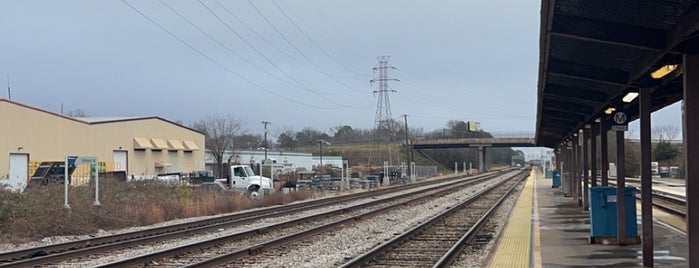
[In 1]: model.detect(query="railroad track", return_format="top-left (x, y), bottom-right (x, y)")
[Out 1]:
top-left (0, 169), bottom-right (516, 267)
top-left (606, 179), bottom-right (686, 217)
top-left (340, 170), bottom-right (527, 267)
top-left (0, 170), bottom-right (509, 267)
top-left (94, 169), bottom-right (526, 267)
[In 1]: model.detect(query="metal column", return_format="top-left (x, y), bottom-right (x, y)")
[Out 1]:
top-left (591, 124), bottom-right (598, 187)
top-left (573, 135), bottom-right (581, 205)
top-left (600, 120), bottom-right (609, 187)
top-left (556, 146), bottom-right (562, 171)
top-left (564, 144), bottom-right (571, 196)
top-left (583, 127), bottom-right (590, 211)
top-left (616, 126), bottom-right (627, 245)
top-left (639, 87), bottom-right (653, 267)
top-left (684, 53), bottom-right (699, 266)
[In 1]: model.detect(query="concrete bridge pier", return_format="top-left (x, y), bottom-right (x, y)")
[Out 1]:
top-left (478, 147), bottom-right (486, 173)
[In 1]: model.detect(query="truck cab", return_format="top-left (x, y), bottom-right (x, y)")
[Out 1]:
top-left (229, 165), bottom-right (274, 197)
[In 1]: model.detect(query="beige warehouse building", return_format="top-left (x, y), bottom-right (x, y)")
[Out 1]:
top-left (0, 99), bottom-right (205, 192)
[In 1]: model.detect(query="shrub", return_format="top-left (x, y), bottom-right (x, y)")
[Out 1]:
top-left (0, 180), bottom-right (314, 244)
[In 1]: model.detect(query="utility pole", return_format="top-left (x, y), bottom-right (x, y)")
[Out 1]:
top-left (402, 114), bottom-right (411, 176)
top-left (6, 73), bottom-right (11, 100)
top-left (318, 139), bottom-right (331, 170)
top-left (319, 140), bottom-right (324, 168)
top-left (261, 121), bottom-right (270, 163)
top-left (371, 56), bottom-right (398, 166)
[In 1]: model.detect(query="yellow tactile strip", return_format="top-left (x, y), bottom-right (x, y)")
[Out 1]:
top-left (488, 170), bottom-right (534, 268)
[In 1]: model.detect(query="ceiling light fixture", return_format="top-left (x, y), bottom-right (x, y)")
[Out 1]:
top-left (604, 107), bottom-right (616, 115)
top-left (622, 92), bottom-right (639, 103)
top-left (651, 64), bottom-right (678, 79)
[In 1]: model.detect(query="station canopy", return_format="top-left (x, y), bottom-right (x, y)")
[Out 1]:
top-left (536, 0), bottom-right (699, 147)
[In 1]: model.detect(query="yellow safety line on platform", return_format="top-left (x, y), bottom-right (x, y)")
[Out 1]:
top-left (532, 171), bottom-right (542, 268)
top-left (488, 170), bottom-right (535, 268)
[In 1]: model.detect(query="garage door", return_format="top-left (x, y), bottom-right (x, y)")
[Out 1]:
top-left (113, 151), bottom-right (127, 172)
top-left (8, 154), bottom-right (29, 193)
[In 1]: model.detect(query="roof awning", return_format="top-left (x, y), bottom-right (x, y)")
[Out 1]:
top-left (535, 0), bottom-right (699, 148)
top-left (150, 138), bottom-right (169, 150)
top-left (183, 140), bottom-right (200, 151)
top-left (133, 137), bottom-right (153, 149)
top-left (167, 139), bottom-right (185, 150)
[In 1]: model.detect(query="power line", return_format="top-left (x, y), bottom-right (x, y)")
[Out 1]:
top-left (396, 68), bottom-right (524, 103)
top-left (246, 0), bottom-right (326, 75)
top-left (271, 0), bottom-right (362, 76)
top-left (211, 0), bottom-right (322, 76)
top-left (197, 0), bottom-right (354, 108)
top-left (214, 0), bottom-right (366, 95)
top-left (158, 0), bottom-right (300, 91)
top-left (119, 0), bottom-right (335, 110)
top-left (159, 0), bottom-right (361, 99)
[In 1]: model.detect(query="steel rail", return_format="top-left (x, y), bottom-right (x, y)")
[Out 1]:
top-left (606, 180), bottom-right (686, 216)
top-left (0, 170), bottom-right (505, 267)
top-left (99, 171), bottom-right (519, 267)
top-left (339, 170), bottom-right (528, 268)
top-left (433, 172), bottom-right (528, 267)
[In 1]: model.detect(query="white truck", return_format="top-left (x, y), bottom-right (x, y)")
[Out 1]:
top-left (228, 165), bottom-right (274, 197)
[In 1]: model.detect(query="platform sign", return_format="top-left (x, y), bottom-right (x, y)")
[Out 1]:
top-left (75, 156), bottom-right (97, 165)
top-left (67, 156), bottom-right (78, 167)
top-left (611, 112), bottom-right (628, 131)
top-left (64, 156), bottom-right (100, 209)
top-left (566, 140), bottom-right (573, 149)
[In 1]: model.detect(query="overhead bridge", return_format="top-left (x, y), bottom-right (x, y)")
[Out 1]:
top-left (409, 137), bottom-right (536, 173)
top-left (410, 138), bottom-right (536, 150)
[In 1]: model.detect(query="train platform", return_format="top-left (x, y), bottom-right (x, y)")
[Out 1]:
top-left (642, 177), bottom-right (685, 197)
top-left (613, 176), bottom-right (686, 197)
top-left (487, 170), bottom-right (688, 267)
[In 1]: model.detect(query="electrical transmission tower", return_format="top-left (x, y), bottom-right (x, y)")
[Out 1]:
top-left (370, 56), bottom-right (399, 166)
top-left (371, 56), bottom-right (398, 133)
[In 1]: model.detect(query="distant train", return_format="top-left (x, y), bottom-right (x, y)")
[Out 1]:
top-left (529, 159), bottom-right (543, 166)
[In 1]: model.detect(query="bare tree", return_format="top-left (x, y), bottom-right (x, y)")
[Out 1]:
top-left (652, 125), bottom-right (680, 141)
top-left (276, 126), bottom-right (297, 150)
top-left (191, 114), bottom-right (246, 179)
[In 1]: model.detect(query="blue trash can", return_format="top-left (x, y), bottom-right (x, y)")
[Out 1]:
top-left (551, 170), bottom-right (560, 188)
top-left (589, 186), bottom-right (637, 242)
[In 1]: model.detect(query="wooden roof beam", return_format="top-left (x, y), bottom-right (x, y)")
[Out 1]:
top-left (551, 14), bottom-right (666, 51)
top-left (545, 84), bottom-right (609, 103)
top-left (548, 59), bottom-right (630, 85)
top-left (667, 5), bottom-right (699, 51)
top-left (541, 98), bottom-right (593, 115)
top-left (541, 108), bottom-right (586, 122)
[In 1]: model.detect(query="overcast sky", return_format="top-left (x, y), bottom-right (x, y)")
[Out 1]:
top-left (0, 0), bottom-right (682, 144)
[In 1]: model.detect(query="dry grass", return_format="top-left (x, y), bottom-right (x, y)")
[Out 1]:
top-left (0, 179), bottom-right (313, 244)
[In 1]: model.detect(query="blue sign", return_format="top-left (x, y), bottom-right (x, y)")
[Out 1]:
top-left (67, 156), bottom-right (78, 167)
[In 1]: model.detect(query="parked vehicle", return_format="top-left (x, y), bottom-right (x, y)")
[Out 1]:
top-left (199, 181), bottom-right (232, 192)
top-left (227, 165), bottom-right (274, 198)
